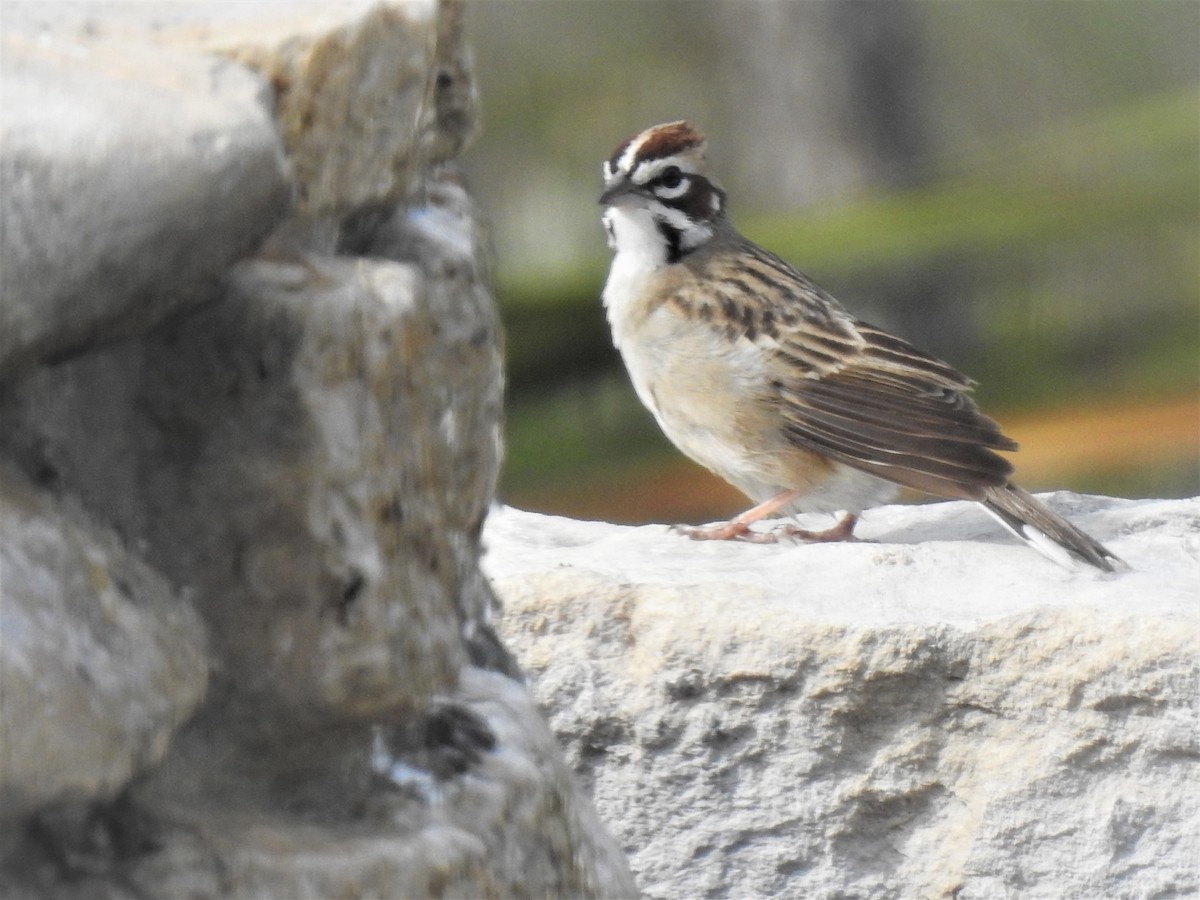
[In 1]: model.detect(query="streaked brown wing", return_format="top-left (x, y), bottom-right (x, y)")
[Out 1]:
top-left (685, 237), bottom-right (1018, 500)
top-left (771, 319), bottom-right (1018, 500)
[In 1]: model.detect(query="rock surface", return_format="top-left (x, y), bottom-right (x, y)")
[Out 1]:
top-left (0, 31), bottom-right (290, 379)
top-left (487, 494), bottom-right (1200, 899)
top-left (0, 2), bottom-right (634, 896)
top-left (1, 253), bottom-right (496, 725)
top-left (6, 667), bottom-right (632, 899)
top-left (0, 463), bottom-right (207, 831)
top-left (214, 0), bottom-right (471, 215)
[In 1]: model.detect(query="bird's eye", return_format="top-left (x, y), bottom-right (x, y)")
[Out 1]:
top-left (659, 166), bottom-right (684, 189)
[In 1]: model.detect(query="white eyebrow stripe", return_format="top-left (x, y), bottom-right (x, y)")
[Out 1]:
top-left (616, 136), bottom-right (645, 177)
top-left (632, 156), bottom-right (698, 184)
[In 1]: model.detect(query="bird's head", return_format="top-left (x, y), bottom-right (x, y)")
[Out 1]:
top-left (599, 121), bottom-right (726, 263)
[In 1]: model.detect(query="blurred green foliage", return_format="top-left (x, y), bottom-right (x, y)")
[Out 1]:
top-left (463, 2), bottom-right (1199, 513)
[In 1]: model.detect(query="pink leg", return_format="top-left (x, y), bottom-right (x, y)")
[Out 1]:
top-left (673, 490), bottom-right (802, 543)
top-left (673, 491), bottom-right (859, 545)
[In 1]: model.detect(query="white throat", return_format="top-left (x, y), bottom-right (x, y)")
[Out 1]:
top-left (600, 205), bottom-right (669, 341)
top-left (601, 202), bottom-right (714, 317)
top-left (603, 204), bottom-right (668, 268)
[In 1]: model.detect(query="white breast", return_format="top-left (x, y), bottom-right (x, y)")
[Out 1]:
top-left (600, 206), bottom-right (667, 348)
top-left (602, 234), bottom-right (774, 489)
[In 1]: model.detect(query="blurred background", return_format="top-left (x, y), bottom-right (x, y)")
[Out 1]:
top-left (462, 0), bottom-right (1199, 524)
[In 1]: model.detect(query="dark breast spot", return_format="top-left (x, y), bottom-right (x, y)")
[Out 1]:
top-left (760, 310), bottom-right (778, 338)
top-left (740, 304), bottom-right (757, 342)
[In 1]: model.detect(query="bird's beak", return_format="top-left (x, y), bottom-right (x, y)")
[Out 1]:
top-left (598, 177), bottom-right (646, 207)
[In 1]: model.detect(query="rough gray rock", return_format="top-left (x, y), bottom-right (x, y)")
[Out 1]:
top-left (0, 463), bottom-right (207, 834)
top-left (0, 216), bottom-right (636, 896)
top-left (1, 249), bottom-right (501, 726)
top-left (0, 32), bottom-right (290, 381)
top-left (218, 0), bottom-right (472, 215)
top-left (3, 668), bottom-right (633, 899)
top-left (99, 667), bottom-right (634, 900)
top-left (0, 2), bottom-right (633, 896)
top-left (486, 495), bottom-right (1200, 899)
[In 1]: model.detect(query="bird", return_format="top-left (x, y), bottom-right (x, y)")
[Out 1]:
top-left (597, 120), bottom-right (1120, 572)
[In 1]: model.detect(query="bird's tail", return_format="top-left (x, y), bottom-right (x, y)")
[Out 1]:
top-left (978, 484), bottom-right (1121, 573)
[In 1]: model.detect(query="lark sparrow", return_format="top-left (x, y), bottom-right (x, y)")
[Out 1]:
top-left (598, 121), bottom-right (1119, 572)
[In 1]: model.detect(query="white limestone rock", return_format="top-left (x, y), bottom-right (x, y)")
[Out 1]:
top-left (486, 494), bottom-right (1200, 899)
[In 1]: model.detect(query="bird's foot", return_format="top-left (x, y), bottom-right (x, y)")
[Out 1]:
top-left (671, 521), bottom-right (777, 543)
top-left (672, 504), bottom-right (859, 547)
top-left (775, 513), bottom-right (860, 543)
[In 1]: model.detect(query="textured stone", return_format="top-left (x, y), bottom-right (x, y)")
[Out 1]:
top-left (135, 668), bottom-right (633, 898)
top-left (0, 462), bottom-right (207, 832)
top-left (0, 249), bottom-right (500, 728)
top-left (2, 668), bottom-right (634, 899)
top-left (486, 494), bottom-right (1200, 899)
top-left (0, 31), bottom-right (290, 380)
top-left (145, 0), bottom-right (473, 216)
top-left (0, 2), bottom-right (631, 895)
top-left (0, 212), bottom-right (587, 894)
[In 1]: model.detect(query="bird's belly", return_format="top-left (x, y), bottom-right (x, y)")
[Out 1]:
top-left (618, 321), bottom-right (764, 465)
top-left (616, 311), bottom-right (896, 515)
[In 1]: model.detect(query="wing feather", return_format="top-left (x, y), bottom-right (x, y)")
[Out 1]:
top-left (705, 240), bottom-right (1019, 500)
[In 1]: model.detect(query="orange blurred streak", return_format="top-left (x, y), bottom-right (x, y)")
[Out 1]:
top-left (996, 393), bottom-right (1198, 487)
